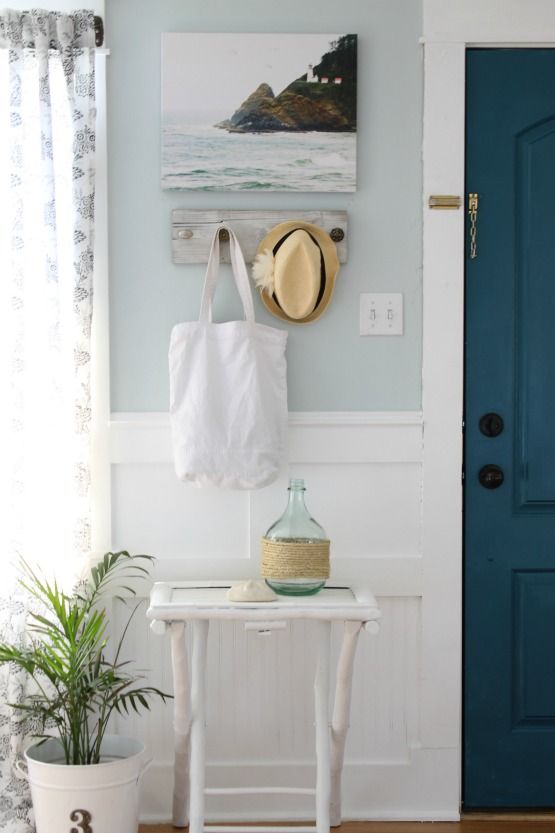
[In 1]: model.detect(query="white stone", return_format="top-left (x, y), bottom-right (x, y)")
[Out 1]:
top-left (226, 580), bottom-right (277, 602)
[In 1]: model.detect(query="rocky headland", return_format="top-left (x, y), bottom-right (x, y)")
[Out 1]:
top-left (216, 34), bottom-right (356, 134)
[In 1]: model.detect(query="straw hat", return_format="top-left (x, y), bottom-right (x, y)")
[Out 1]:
top-left (252, 221), bottom-right (340, 324)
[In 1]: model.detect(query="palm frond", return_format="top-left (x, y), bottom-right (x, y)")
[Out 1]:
top-left (0, 551), bottom-right (170, 764)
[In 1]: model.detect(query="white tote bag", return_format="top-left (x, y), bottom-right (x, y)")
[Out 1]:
top-left (169, 226), bottom-right (288, 489)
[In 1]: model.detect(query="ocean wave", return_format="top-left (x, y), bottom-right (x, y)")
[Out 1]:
top-left (237, 181), bottom-right (295, 190)
top-left (311, 152), bottom-right (347, 167)
top-left (161, 127), bottom-right (356, 191)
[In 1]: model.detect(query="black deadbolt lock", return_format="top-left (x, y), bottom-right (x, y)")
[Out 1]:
top-left (479, 412), bottom-right (504, 438)
top-left (479, 464), bottom-right (504, 489)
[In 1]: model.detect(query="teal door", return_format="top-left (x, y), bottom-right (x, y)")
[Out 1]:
top-left (465, 49), bottom-right (555, 807)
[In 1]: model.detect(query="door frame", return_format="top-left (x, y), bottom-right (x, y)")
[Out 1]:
top-left (422, 0), bottom-right (555, 816)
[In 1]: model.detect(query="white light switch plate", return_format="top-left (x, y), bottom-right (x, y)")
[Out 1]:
top-left (359, 293), bottom-right (404, 336)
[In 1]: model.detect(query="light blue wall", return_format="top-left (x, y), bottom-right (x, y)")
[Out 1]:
top-left (107, 0), bottom-right (423, 412)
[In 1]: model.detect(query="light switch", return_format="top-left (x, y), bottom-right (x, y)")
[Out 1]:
top-left (360, 293), bottom-right (403, 336)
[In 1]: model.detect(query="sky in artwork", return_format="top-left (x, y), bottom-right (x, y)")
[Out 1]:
top-left (162, 33), bottom-right (341, 122)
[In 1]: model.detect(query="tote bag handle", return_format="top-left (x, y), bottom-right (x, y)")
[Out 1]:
top-left (199, 226), bottom-right (256, 324)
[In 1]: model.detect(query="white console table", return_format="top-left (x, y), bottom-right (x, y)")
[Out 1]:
top-left (147, 582), bottom-right (380, 833)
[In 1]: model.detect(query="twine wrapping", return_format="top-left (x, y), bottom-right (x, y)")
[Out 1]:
top-left (261, 538), bottom-right (330, 579)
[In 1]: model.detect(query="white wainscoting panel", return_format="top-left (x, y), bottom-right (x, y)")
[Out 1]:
top-left (108, 411), bottom-right (458, 820)
top-left (110, 412), bottom-right (424, 587)
top-left (112, 464), bottom-right (251, 560)
top-left (250, 464), bottom-right (422, 561)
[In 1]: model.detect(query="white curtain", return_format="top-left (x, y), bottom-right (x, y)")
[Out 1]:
top-left (0, 11), bottom-right (96, 830)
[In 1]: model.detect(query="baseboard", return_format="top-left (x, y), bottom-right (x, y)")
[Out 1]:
top-left (463, 811), bottom-right (555, 820)
top-left (139, 811), bottom-right (461, 824)
top-left (139, 751), bottom-right (460, 823)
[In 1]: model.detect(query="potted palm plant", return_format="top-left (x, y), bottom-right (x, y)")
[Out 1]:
top-left (0, 550), bottom-right (170, 833)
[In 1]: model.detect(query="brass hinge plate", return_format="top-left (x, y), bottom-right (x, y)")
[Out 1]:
top-left (428, 195), bottom-right (462, 210)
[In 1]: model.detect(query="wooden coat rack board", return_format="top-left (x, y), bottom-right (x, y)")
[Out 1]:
top-left (171, 210), bottom-right (348, 265)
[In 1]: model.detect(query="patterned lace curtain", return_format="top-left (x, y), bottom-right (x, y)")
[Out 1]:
top-left (0, 11), bottom-right (96, 831)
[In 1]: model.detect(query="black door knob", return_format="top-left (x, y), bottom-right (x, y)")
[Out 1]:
top-left (479, 464), bottom-right (504, 489)
top-left (479, 412), bottom-right (504, 438)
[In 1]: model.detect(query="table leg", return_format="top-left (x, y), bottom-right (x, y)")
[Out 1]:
top-left (314, 620), bottom-right (331, 833)
top-left (330, 621), bottom-right (363, 827)
top-left (189, 619), bottom-right (209, 833)
top-left (170, 622), bottom-right (191, 827)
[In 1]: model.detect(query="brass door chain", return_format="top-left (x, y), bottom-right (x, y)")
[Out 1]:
top-left (468, 192), bottom-right (479, 259)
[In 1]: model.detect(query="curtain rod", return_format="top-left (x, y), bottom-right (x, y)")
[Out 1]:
top-left (0, 15), bottom-right (104, 49)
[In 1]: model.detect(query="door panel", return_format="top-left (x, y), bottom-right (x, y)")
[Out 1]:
top-left (516, 119), bottom-right (555, 508)
top-left (465, 49), bottom-right (555, 808)
top-left (513, 570), bottom-right (555, 726)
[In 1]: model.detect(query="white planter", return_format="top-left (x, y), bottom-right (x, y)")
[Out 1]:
top-left (17, 735), bottom-right (150, 833)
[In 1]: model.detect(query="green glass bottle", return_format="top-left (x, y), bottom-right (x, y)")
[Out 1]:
top-left (261, 478), bottom-right (329, 596)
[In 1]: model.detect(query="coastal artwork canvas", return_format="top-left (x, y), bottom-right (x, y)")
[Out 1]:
top-left (161, 33), bottom-right (357, 192)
